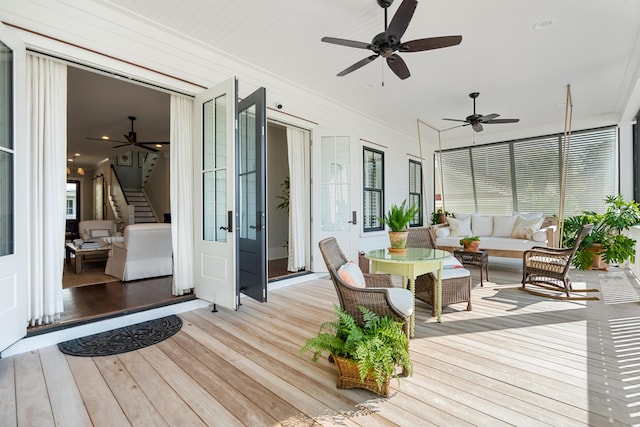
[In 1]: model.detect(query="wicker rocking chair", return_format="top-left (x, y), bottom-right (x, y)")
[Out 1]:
top-left (318, 237), bottom-right (412, 338)
top-left (522, 223), bottom-right (596, 299)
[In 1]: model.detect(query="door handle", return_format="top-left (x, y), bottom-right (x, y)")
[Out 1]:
top-left (219, 211), bottom-right (233, 233)
top-left (348, 211), bottom-right (357, 225)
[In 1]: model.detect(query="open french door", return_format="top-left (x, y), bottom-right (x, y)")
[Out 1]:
top-left (237, 87), bottom-right (267, 302)
top-left (193, 78), bottom-right (267, 308)
top-left (310, 129), bottom-right (361, 272)
top-left (0, 24), bottom-right (28, 352)
top-left (193, 78), bottom-right (238, 310)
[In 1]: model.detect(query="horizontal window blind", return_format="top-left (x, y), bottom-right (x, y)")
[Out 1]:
top-left (437, 126), bottom-right (617, 216)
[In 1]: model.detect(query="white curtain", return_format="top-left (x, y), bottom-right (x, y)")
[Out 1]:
top-left (286, 127), bottom-right (308, 271)
top-left (170, 95), bottom-right (195, 295)
top-left (26, 55), bottom-right (66, 325)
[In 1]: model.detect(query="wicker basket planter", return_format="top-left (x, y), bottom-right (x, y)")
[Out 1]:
top-left (333, 355), bottom-right (390, 397)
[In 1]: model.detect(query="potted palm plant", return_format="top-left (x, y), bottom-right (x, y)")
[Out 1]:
top-left (300, 305), bottom-right (412, 397)
top-left (563, 194), bottom-right (640, 270)
top-left (378, 200), bottom-right (420, 253)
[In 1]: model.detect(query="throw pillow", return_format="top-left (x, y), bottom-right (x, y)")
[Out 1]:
top-left (435, 227), bottom-right (450, 238)
top-left (452, 212), bottom-right (472, 220)
top-left (90, 229), bottom-right (111, 238)
top-left (492, 215), bottom-right (519, 237)
top-left (511, 216), bottom-right (545, 239)
top-left (448, 216), bottom-right (472, 237)
top-left (532, 229), bottom-right (547, 242)
top-left (337, 261), bottom-right (365, 288)
top-left (471, 214), bottom-right (493, 236)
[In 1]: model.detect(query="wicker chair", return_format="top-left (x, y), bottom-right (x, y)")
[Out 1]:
top-left (522, 224), bottom-right (594, 298)
top-left (318, 237), bottom-right (412, 338)
top-left (406, 227), bottom-right (472, 316)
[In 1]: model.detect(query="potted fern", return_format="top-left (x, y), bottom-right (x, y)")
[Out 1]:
top-left (300, 305), bottom-right (412, 397)
top-left (378, 200), bottom-right (420, 253)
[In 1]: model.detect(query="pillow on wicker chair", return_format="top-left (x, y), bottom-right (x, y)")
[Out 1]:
top-left (338, 262), bottom-right (365, 288)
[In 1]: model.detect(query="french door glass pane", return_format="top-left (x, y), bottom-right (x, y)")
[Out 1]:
top-left (239, 105), bottom-right (256, 240)
top-left (202, 96), bottom-right (227, 242)
top-left (0, 40), bottom-right (12, 256)
top-left (321, 136), bottom-right (350, 231)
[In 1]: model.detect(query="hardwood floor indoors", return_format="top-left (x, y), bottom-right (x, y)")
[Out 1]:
top-left (3, 258), bottom-right (640, 426)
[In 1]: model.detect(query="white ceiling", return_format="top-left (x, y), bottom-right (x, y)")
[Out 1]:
top-left (68, 0), bottom-right (640, 166)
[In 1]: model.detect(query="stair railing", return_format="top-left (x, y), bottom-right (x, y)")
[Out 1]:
top-left (109, 164), bottom-right (134, 227)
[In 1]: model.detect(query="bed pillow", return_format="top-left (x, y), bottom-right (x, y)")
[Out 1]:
top-left (511, 216), bottom-right (544, 239)
top-left (492, 215), bottom-right (519, 237)
top-left (448, 216), bottom-right (472, 237)
top-left (338, 262), bottom-right (365, 288)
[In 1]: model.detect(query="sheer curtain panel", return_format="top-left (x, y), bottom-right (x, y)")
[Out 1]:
top-left (170, 95), bottom-right (195, 295)
top-left (286, 127), bottom-right (308, 272)
top-left (26, 55), bottom-right (66, 325)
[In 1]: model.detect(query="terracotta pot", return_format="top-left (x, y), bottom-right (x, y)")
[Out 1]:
top-left (388, 231), bottom-right (409, 252)
top-left (588, 243), bottom-right (609, 271)
top-left (463, 241), bottom-right (480, 252)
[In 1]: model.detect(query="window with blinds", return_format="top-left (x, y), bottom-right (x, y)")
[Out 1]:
top-left (409, 159), bottom-right (423, 226)
top-left (436, 126), bottom-right (617, 216)
top-left (363, 147), bottom-right (384, 232)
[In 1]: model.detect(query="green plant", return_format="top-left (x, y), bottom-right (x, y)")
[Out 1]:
top-left (378, 200), bottom-right (419, 232)
top-left (276, 176), bottom-right (290, 212)
top-left (459, 236), bottom-right (480, 246)
top-left (563, 194), bottom-right (640, 270)
top-left (430, 207), bottom-right (451, 225)
top-left (300, 305), bottom-right (412, 390)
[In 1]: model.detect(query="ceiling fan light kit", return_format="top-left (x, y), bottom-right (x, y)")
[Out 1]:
top-left (442, 92), bottom-right (520, 132)
top-left (321, 0), bottom-right (462, 80)
top-left (85, 116), bottom-right (170, 152)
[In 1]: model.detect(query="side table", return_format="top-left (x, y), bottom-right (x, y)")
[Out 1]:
top-left (453, 249), bottom-right (489, 286)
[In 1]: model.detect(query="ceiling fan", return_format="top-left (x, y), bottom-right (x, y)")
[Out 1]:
top-left (86, 116), bottom-right (169, 153)
top-left (443, 92), bottom-right (520, 132)
top-left (321, 0), bottom-right (462, 80)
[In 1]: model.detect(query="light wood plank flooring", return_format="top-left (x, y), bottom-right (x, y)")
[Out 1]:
top-left (2, 259), bottom-right (640, 426)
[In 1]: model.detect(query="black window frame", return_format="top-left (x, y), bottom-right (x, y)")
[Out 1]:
top-left (363, 146), bottom-right (384, 232)
top-left (408, 159), bottom-right (423, 227)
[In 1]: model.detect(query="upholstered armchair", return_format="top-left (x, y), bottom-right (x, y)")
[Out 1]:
top-left (105, 223), bottom-right (173, 282)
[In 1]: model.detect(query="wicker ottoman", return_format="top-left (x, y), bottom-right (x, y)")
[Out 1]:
top-left (415, 267), bottom-right (472, 317)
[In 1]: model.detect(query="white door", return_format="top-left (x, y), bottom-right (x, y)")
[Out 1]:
top-left (193, 78), bottom-right (238, 310)
top-left (0, 24), bottom-right (28, 352)
top-left (311, 129), bottom-right (360, 271)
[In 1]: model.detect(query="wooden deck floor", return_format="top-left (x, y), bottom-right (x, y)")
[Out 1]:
top-left (2, 259), bottom-right (640, 426)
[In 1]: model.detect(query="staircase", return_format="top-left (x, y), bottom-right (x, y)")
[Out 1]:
top-left (123, 190), bottom-right (157, 223)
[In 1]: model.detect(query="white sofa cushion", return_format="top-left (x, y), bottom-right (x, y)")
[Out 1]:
top-left (435, 235), bottom-right (546, 252)
top-left (492, 215), bottom-right (518, 237)
top-left (435, 227), bottom-right (450, 238)
top-left (471, 214), bottom-right (493, 236)
top-left (511, 216), bottom-right (544, 239)
top-left (387, 288), bottom-right (414, 317)
top-left (449, 216), bottom-right (472, 237)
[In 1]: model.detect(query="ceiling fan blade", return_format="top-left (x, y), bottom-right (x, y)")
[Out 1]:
top-left (138, 141), bottom-right (170, 145)
top-left (138, 144), bottom-right (159, 153)
top-left (386, 0), bottom-right (417, 42)
top-left (336, 55), bottom-right (379, 76)
top-left (486, 118), bottom-right (520, 124)
top-left (85, 137), bottom-right (129, 143)
top-left (478, 113), bottom-right (499, 122)
top-left (321, 37), bottom-right (371, 50)
top-left (442, 123), bottom-right (469, 132)
top-left (471, 122), bottom-right (484, 132)
top-left (112, 143), bottom-right (132, 149)
top-left (401, 35), bottom-right (463, 52)
top-left (387, 54), bottom-right (410, 80)
top-left (442, 118), bottom-right (467, 123)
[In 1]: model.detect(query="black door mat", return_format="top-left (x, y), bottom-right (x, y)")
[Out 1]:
top-left (58, 315), bottom-right (182, 357)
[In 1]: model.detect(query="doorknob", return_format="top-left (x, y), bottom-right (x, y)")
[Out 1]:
top-left (347, 211), bottom-right (357, 225)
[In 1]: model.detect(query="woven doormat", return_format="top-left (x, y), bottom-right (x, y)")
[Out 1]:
top-left (58, 315), bottom-right (182, 357)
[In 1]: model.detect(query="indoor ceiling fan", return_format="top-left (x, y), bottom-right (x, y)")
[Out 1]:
top-left (86, 116), bottom-right (169, 153)
top-left (321, 0), bottom-right (462, 80)
top-left (443, 92), bottom-right (520, 132)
